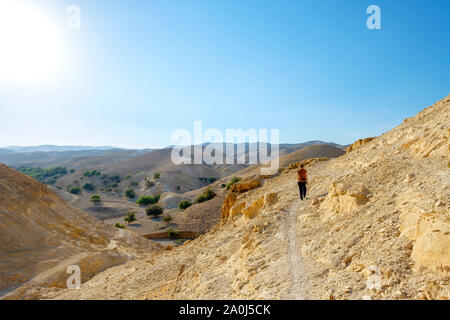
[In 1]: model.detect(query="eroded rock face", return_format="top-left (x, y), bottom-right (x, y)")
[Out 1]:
top-left (230, 178), bottom-right (261, 193)
top-left (320, 182), bottom-right (372, 214)
top-left (346, 137), bottom-right (376, 154)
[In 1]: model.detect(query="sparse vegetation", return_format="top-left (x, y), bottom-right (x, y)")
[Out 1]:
top-left (16, 166), bottom-right (68, 184)
top-left (167, 228), bottom-right (179, 238)
top-left (82, 183), bottom-right (95, 191)
top-left (110, 175), bottom-right (121, 183)
top-left (145, 179), bottom-right (155, 188)
top-left (195, 188), bottom-right (216, 203)
top-left (68, 186), bottom-right (81, 195)
top-left (125, 189), bottom-right (136, 199)
top-left (83, 169), bottom-right (101, 177)
top-left (90, 194), bottom-right (101, 203)
top-left (129, 181), bottom-right (139, 187)
top-left (162, 214), bottom-right (172, 224)
top-left (178, 200), bottom-right (192, 210)
top-left (124, 212), bottom-right (136, 224)
top-left (136, 194), bottom-right (160, 205)
top-left (153, 172), bottom-right (161, 179)
top-left (226, 176), bottom-right (241, 190)
top-left (146, 205), bottom-right (163, 217)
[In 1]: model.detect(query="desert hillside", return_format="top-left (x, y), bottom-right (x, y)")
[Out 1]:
top-left (33, 94), bottom-right (449, 300)
top-left (0, 164), bottom-right (161, 299)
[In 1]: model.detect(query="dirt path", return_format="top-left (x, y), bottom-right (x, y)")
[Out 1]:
top-left (282, 199), bottom-right (309, 299)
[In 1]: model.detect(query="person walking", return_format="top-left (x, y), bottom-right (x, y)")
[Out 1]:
top-left (297, 164), bottom-right (308, 200)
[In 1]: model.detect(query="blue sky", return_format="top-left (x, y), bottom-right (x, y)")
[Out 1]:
top-left (1, 0), bottom-right (449, 148)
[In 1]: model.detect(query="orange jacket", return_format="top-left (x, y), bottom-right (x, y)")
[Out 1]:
top-left (297, 168), bottom-right (307, 182)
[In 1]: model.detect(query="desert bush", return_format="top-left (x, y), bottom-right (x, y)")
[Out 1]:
top-left (195, 188), bottom-right (216, 203)
top-left (83, 170), bottom-right (101, 177)
top-left (125, 189), bottom-right (136, 199)
top-left (90, 194), bottom-right (101, 203)
top-left (226, 176), bottom-right (241, 190)
top-left (110, 175), bottom-right (121, 183)
top-left (114, 222), bottom-right (125, 229)
top-left (145, 179), bottom-right (155, 188)
top-left (129, 181), bottom-right (139, 187)
top-left (178, 200), bottom-right (192, 210)
top-left (124, 212), bottom-right (136, 224)
top-left (167, 228), bottom-right (179, 238)
top-left (146, 205), bottom-right (163, 217)
top-left (136, 194), bottom-right (160, 205)
top-left (162, 214), bottom-right (172, 224)
top-left (82, 183), bottom-right (95, 191)
top-left (17, 166), bottom-right (68, 183)
top-left (68, 186), bottom-right (81, 194)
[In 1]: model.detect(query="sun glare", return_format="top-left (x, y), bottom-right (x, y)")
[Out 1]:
top-left (0, 1), bottom-right (63, 85)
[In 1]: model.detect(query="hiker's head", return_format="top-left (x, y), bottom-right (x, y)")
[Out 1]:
top-left (300, 164), bottom-right (304, 168)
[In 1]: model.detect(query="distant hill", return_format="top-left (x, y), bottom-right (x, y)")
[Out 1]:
top-left (0, 164), bottom-right (160, 299)
top-left (3, 145), bottom-right (124, 153)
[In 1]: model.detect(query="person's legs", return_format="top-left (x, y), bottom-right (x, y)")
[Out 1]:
top-left (298, 182), bottom-right (306, 200)
top-left (297, 182), bottom-right (303, 200)
top-left (302, 183), bottom-right (307, 199)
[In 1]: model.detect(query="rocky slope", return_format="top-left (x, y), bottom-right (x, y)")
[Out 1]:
top-left (24, 94), bottom-right (450, 299)
top-left (0, 164), bottom-right (161, 299)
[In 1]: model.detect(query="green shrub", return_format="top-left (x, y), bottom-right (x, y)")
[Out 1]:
top-left (111, 183), bottom-right (118, 188)
top-left (195, 188), bottom-right (216, 203)
top-left (226, 176), bottom-right (241, 190)
top-left (70, 169), bottom-right (76, 173)
top-left (167, 228), bottom-right (179, 238)
top-left (145, 179), bottom-right (155, 188)
top-left (83, 170), bottom-right (101, 177)
top-left (178, 200), bottom-right (192, 210)
top-left (136, 195), bottom-right (160, 205)
top-left (90, 194), bottom-right (101, 203)
top-left (153, 172), bottom-right (161, 179)
top-left (124, 212), bottom-right (136, 224)
top-left (162, 214), bottom-right (172, 224)
top-left (146, 205), bottom-right (163, 217)
top-left (16, 166), bottom-right (68, 183)
top-left (126, 174), bottom-right (131, 180)
top-left (176, 185), bottom-right (181, 191)
top-left (82, 183), bottom-right (95, 191)
top-left (68, 186), bottom-right (81, 195)
top-left (208, 177), bottom-right (217, 183)
top-left (125, 189), bottom-right (136, 199)
top-left (110, 175), bottom-right (121, 183)
top-left (114, 222), bottom-right (125, 229)
top-left (221, 183), bottom-right (226, 188)
top-left (129, 181), bottom-right (139, 187)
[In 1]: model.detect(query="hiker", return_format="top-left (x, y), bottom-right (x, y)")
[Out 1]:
top-left (297, 164), bottom-right (308, 200)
